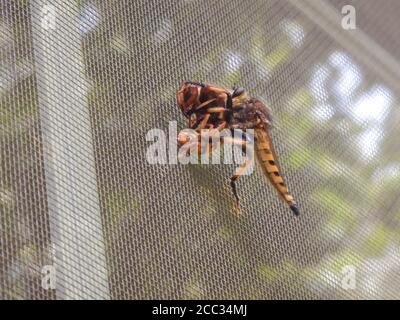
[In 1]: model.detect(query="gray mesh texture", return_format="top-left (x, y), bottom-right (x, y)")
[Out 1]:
top-left (1, 0), bottom-right (400, 299)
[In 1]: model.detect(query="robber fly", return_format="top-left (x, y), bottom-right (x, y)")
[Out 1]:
top-left (176, 81), bottom-right (299, 216)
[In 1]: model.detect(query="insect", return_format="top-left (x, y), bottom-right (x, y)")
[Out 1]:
top-left (176, 81), bottom-right (300, 216)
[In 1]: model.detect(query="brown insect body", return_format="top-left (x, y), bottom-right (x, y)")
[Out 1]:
top-left (176, 82), bottom-right (299, 215)
top-left (229, 98), bottom-right (299, 215)
top-left (176, 81), bottom-right (231, 129)
top-left (254, 124), bottom-right (299, 215)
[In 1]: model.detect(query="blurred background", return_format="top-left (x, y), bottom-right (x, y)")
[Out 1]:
top-left (1, 0), bottom-right (400, 299)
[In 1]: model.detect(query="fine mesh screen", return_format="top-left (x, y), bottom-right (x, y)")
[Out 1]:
top-left (1, 0), bottom-right (400, 299)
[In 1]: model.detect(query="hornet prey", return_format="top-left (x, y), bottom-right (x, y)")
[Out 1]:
top-left (176, 81), bottom-right (299, 216)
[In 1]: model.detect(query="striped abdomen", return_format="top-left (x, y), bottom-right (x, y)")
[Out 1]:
top-left (254, 127), bottom-right (299, 215)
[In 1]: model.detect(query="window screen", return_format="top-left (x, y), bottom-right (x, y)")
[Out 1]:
top-left (1, 0), bottom-right (399, 299)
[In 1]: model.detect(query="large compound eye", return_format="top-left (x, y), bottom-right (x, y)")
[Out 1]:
top-left (232, 87), bottom-right (245, 98)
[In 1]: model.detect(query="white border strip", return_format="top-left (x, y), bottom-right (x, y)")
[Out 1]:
top-left (30, 0), bottom-right (110, 299)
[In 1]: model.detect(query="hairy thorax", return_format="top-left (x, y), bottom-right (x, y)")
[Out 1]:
top-left (230, 98), bottom-right (272, 129)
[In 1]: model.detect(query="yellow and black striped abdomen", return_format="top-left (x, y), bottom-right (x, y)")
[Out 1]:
top-left (254, 127), bottom-right (299, 215)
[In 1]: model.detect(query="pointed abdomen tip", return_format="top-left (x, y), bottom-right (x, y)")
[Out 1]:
top-left (290, 204), bottom-right (300, 216)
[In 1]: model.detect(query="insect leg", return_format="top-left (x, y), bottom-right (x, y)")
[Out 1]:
top-left (204, 92), bottom-right (231, 120)
top-left (205, 107), bottom-right (227, 113)
top-left (230, 156), bottom-right (251, 204)
top-left (195, 98), bottom-right (217, 111)
top-left (224, 133), bottom-right (253, 205)
top-left (230, 159), bottom-right (252, 205)
top-left (192, 113), bottom-right (211, 130)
